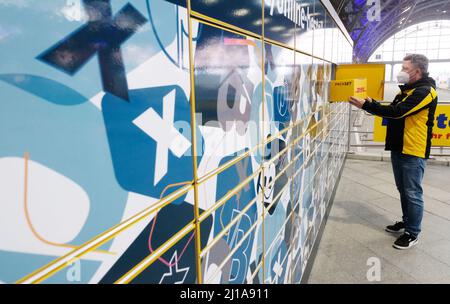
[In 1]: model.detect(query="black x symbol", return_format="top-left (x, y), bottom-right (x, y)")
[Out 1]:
top-left (37, 0), bottom-right (147, 101)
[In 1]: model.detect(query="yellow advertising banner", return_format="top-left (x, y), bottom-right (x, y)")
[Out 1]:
top-left (374, 104), bottom-right (450, 147)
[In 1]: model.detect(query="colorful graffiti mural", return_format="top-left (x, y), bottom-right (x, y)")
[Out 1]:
top-left (0, 0), bottom-right (352, 284)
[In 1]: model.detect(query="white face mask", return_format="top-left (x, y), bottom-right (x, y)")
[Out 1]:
top-left (397, 71), bottom-right (410, 84)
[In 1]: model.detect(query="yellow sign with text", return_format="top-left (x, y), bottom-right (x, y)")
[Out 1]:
top-left (373, 104), bottom-right (450, 146)
top-left (330, 78), bottom-right (367, 102)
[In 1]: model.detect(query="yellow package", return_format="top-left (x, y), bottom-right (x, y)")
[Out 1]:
top-left (329, 78), bottom-right (367, 102)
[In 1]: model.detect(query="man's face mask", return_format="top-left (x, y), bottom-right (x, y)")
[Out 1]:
top-left (397, 71), bottom-right (410, 84)
top-left (397, 63), bottom-right (420, 84)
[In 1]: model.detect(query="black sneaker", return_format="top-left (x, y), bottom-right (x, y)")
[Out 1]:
top-left (393, 232), bottom-right (418, 250)
top-left (385, 221), bottom-right (405, 233)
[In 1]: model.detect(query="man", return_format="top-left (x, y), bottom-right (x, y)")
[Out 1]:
top-left (348, 54), bottom-right (438, 250)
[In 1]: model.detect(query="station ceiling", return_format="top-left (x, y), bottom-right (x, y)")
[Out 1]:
top-left (330, 0), bottom-right (450, 62)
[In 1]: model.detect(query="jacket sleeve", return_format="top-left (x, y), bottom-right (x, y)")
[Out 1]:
top-left (362, 86), bottom-right (436, 119)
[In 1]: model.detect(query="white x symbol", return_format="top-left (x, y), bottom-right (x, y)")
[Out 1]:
top-left (133, 89), bottom-right (191, 185)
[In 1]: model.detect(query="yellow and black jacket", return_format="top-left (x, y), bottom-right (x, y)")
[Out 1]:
top-left (362, 77), bottom-right (438, 159)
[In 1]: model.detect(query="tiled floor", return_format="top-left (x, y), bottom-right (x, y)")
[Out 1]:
top-left (307, 159), bottom-right (450, 284)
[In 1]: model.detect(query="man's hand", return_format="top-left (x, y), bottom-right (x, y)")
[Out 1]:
top-left (349, 96), bottom-right (372, 109)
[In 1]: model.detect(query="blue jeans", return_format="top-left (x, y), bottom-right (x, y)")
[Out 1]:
top-left (390, 151), bottom-right (427, 237)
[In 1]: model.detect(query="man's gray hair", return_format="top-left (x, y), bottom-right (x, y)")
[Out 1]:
top-left (404, 54), bottom-right (429, 76)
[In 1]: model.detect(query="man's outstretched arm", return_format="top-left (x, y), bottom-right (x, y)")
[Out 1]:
top-left (349, 87), bottom-right (436, 118)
